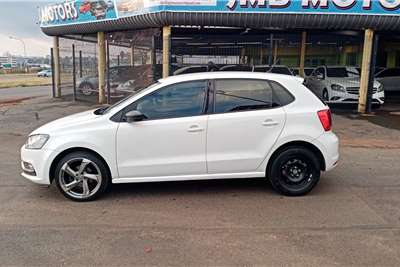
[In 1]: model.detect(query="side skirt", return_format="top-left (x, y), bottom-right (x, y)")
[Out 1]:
top-left (112, 172), bottom-right (266, 184)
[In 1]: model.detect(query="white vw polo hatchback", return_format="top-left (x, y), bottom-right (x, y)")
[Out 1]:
top-left (21, 72), bottom-right (339, 201)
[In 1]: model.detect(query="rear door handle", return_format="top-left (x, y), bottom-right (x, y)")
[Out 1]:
top-left (187, 125), bottom-right (204, 133)
top-left (263, 119), bottom-right (279, 127)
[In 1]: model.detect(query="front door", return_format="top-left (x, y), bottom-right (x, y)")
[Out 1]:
top-left (116, 80), bottom-right (209, 179)
top-left (207, 79), bottom-right (286, 174)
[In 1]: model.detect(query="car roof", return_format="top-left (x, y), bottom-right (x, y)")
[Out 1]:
top-left (159, 71), bottom-right (301, 84)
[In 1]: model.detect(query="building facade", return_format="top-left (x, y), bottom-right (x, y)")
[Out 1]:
top-left (39, 0), bottom-right (400, 112)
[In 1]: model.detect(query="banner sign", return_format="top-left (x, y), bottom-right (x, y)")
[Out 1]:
top-left (40, 0), bottom-right (118, 26)
top-left (40, 0), bottom-right (400, 27)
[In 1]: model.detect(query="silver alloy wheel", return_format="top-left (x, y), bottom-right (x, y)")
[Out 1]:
top-left (81, 84), bottom-right (93, 96)
top-left (59, 158), bottom-right (102, 199)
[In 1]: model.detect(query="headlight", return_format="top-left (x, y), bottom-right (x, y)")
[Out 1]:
top-left (25, 134), bottom-right (49, 150)
top-left (377, 84), bottom-right (384, 92)
top-left (331, 84), bottom-right (345, 92)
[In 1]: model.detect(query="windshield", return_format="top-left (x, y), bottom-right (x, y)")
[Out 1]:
top-left (100, 82), bottom-right (160, 115)
top-left (326, 67), bottom-right (349, 78)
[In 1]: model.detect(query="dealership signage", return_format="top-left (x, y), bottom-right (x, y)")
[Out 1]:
top-left (40, 0), bottom-right (118, 26)
top-left (226, 0), bottom-right (400, 11)
top-left (40, 0), bottom-right (400, 27)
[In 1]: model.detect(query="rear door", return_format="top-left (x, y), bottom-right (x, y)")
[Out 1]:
top-left (206, 79), bottom-right (287, 174)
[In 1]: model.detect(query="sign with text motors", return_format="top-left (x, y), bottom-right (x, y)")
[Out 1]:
top-left (40, 0), bottom-right (400, 27)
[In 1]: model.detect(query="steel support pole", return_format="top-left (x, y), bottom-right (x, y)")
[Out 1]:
top-left (162, 26), bottom-right (171, 78)
top-left (106, 40), bottom-right (111, 104)
top-left (79, 50), bottom-right (83, 78)
top-left (366, 33), bottom-right (379, 113)
top-left (98, 32), bottom-right (106, 104)
top-left (269, 33), bottom-right (273, 66)
top-left (299, 31), bottom-right (307, 78)
top-left (358, 29), bottom-right (374, 114)
top-left (72, 44), bottom-right (76, 102)
top-left (50, 48), bottom-right (56, 98)
top-left (53, 36), bottom-right (61, 97)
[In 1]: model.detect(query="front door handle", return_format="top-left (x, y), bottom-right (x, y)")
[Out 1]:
top-left (263, 119), bottom-right (279, 127)
top-left (188, 125), bottom-right (204, 133)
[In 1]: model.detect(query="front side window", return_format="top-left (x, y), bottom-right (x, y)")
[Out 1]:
top-left (125, 80), bottom-right (207, 120)
top-left (214, 79), bottom-right (279, 113)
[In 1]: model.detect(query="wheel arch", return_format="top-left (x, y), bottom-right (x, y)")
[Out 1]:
top-left (266, 140), bottom-right (326, 176)
top-left (49, 147), bottom-right (112, 183)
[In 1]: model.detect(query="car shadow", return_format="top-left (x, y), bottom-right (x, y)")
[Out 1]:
top-left (107, 178), bottom-right (274, 198)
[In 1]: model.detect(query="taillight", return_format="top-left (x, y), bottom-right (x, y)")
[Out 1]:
top-left (317, 109), bottom-right (332, 131)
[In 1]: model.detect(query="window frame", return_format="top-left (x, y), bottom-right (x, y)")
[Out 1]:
top-left (208, 78), bottom-right (294, 115)
top-left (117, 79), bottom-right (211, 122)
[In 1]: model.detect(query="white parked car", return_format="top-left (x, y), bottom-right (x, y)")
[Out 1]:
top-left (305, 66), bottom-right (385, 104)
top-left (37, 69), bottom-right (52, 77)
top-left (21, 72), bottom-right (339, 201)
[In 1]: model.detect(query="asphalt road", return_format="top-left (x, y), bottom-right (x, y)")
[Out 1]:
top-left (1, 98), bottom-right (400, 266)
top-left (0, 86), bottom-right (52, 101)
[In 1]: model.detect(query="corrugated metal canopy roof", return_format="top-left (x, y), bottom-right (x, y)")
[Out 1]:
top-left (41, 11), bottom-right (400, 36)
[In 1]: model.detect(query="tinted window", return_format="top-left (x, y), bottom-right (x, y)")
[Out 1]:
top-left (253, 66), bottom-right (270, 72)
top-left (376, 68), bottom-right (400, 78)
top-left (182, 67), bottom-right (207, 74)
top-left (270, 81), bottom-right (295, 106)
top-left (214, 79), bottom-right (279, 113)
top-left (269, 67), bottom-right (292, 75)
top-left (220, 65), bottom-right (252, 72)
top-left (326, 67), bottom-right (349, 78)
top-left (313, 67), bottom-right (325, 78)
top-left (126, 81), bottom-right (207, 120)
top-left (304, 69), bottom-right (314, 76)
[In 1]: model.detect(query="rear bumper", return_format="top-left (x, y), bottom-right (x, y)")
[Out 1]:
top-left (314, 131), bottom-right (340, 172)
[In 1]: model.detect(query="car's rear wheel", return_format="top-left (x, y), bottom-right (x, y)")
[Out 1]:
top-left (80, 83), bottom-right (94, 96)
top-left (268, 147), bottom-right (320, 196)
top-left (54, 151), bottom-right (110, 201)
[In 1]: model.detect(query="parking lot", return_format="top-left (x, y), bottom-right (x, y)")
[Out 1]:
top-left (0, 95), bottom-right (399, 266)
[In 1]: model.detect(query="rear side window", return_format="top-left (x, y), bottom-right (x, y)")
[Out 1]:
top-left (214, 79), bottom-right (280, 113)
top-left (270, 81), bottom-right (295, 106)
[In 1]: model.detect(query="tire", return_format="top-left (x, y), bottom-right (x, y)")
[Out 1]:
top-left (54, 151), bottom-right (110, 202)
top-left (322, 89), bottom-right (329, 102)
top-left (80, 83), bottom-right (94, 96)
top-left (268, 146), bottom-right (321, 196)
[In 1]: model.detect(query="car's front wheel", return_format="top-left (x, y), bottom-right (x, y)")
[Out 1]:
top-left (80, 83), bottom-right (94, 96)
top-left (54, 151), bottom-right (110, 201)
top-left (268, 146), bottom-right (321, 196)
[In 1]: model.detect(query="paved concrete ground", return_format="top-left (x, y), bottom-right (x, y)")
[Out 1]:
top-left (0, 96), bottom-right (400, 266)
top-left (0, 86), bottom-right (52, 101)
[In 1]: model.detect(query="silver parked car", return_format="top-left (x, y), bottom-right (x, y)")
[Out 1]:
top-left (375, 68), bottom-right (400, 93)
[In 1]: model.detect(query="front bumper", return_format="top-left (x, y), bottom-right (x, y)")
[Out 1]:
top-left (328, 90), bottom-right (385, 104)
top-left (20, 146), bottom-right (57, 185)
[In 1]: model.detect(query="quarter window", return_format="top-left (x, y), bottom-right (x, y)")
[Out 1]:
top-left (214, 79), bottom-right (279, 113)
top-left (125, 81), bottom-right (207, 120)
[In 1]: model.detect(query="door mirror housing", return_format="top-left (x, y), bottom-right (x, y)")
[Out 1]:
top-left (316, 73), bottom-right (324, 80)
top-left (125, 110), bottom-right (147, 122)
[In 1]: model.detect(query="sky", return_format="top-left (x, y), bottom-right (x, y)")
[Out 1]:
top-left (0, 1), bottom-right (51, 57)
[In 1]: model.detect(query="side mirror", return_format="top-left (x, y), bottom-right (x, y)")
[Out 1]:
top-left (125, 110), bottom-right (147, 123)
top-left (316, 73), bottom-right (324, 80)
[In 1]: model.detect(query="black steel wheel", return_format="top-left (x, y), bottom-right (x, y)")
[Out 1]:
top-left (268, 146), bottom-right (321, 196)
